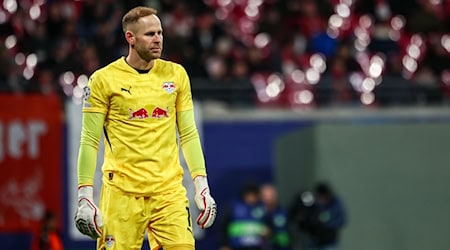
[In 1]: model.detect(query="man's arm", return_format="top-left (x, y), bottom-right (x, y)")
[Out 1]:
top-left (75, 112), bottom-right (105, 239)
top-left (177, 109), bottom-right (206, 178)
top-left (177, 109), bottom-right (217, 229)
top-left (78, 112), bottom-right (105, 186)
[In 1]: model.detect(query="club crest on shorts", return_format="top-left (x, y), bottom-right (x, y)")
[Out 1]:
top-left (162, 82), bottom-right (175, 93)
top-left (105, 235), bottom-right (115, 247)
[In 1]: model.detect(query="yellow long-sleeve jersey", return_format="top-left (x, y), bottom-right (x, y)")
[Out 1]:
top-left (77, 57), bottom-right (206, 196)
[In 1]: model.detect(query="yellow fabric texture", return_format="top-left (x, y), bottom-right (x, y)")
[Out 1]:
top-left (97, 183), bottom-right (194, 250)
top-left (78, 112), bottom-right (105, 186)
top-left (177, 109), bottom-right (206, 179)
top-left (77, 110), bottom-right (206, 186)
top-left (77, 57), bottom-right (205, 195)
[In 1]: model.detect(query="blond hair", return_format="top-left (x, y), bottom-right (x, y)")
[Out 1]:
top-left (122, 6), bottom-right (158, 32)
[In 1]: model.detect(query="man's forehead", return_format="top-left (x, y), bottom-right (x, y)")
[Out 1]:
top-left (138, 14), bottom-right (161, 26)
top-left (129, 14), bottom-right (161, 33)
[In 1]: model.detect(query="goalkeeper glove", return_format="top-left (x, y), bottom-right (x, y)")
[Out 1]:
top-left (194, 176), bottom-right (217, 229)
top-left (74, 185), bottom-right (103, 239)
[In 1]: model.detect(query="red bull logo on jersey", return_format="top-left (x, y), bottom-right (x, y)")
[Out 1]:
top-left (162, 82), bottom-right (176, 93)
top-left (152, 107), bottom-right (169, 118)
top-left (128, 108), bottom-right (149, 120)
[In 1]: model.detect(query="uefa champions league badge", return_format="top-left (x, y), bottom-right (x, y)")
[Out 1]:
top-left (105, 235), bottom-right (115, 247)
top-left (83, 86), bottom-right (91, 101)
top-left (82, 86), bottom-right (92, 107)
top-left (162, 82), bottom-right (175, 93)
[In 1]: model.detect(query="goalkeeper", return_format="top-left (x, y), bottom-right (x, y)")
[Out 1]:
top-left (74, 6), bottom-right (216, 250)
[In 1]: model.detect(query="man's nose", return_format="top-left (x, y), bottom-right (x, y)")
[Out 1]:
top-left (154, 34), bottom-right (162, 43)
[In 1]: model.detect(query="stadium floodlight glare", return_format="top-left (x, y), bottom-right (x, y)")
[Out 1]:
top-left (306, 68), bottom-right (320, 85)
top-left (23, 67), bottom-right (34, 80)
top-left (407, 44), bottom-right (421, 59)
top-left (410, 34), bottom-right (423, 47)
top-left (291, 70), bottom-right (305, 84)
top-left (336, 3), bottom-right (350, 18)
top-left (368, 56), bottom-right (384, 78)
top-left (29, 4), bottom-right (41, 20)
top-left (441, 34), bottom-right (450, 53)
top-left (14, 53), bottom-right (25, 65)
top-left (0, 11), bottom-right (7, 24)
top-left (390, 15), bottom-right (405, 31)
top-left (245, 5), bottom-right (259, 18)
top-left (60, 71), bottom-right (75, 87)
top-left (296, 90), bottom-right (314, 104)
top-left (402, 55), bottom-right (418, 73)
top-left (361, 78), bottom-right (376, 93)
top-left (266, 83), bottom-right (281, 98)
top-left (440, 70), bottom-right (450, 86)
top-left (26, 53), bottom-right (38, 68)
top-left (77, 75), bottom-right (89, 87)
top-left (5, 35), bottom-right (16, 49)
top-left (359, 15), bottom-right (372, 29)
top-left (63, 83), bottom-right (74, 96)
top-left (329, 14), bottom-right (343, 29)
top-left (349, 72), bottom-right (364, 91)
top-left (388, 30), bottom-right (400, 41)
top-left (430, 0), bottom-right (441, 5)
top-left (3, 0), bottom-right (18, 14)
top-left (360, 92), bottom-right (375, 105)
top-left (73, 85), bottom-right (84, 99)
top-left (310, 54), bottom-right (327, 73)
top-left (254, 33), bottom-right (270, 48)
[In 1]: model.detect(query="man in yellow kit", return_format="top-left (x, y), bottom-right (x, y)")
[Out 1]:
top-left (74, 6), bottom-right (217, 250)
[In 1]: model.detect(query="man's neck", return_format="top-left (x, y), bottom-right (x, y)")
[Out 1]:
top-left (125, 54), bottom-right (154, 71)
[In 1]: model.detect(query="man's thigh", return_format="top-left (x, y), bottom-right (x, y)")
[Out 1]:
top-left (97, 185), bottom-right (149, 250)
top-left (147, 189), bottom-right (195, 250)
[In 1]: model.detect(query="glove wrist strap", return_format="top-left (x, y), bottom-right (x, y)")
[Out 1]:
top-left (194, 176), bottom-right (209, 192)
top-left (78, 185), bottom-right (94, 200)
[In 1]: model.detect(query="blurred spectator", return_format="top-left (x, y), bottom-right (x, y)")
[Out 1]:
top-left (33, 67), bottom-right (59, 97)
top-left (413, 64), bottom-right (443, 104)
top-left (78, 44), bottom-right (101, 75)
top-left (231, 59), bottom-right (250, 80)
top-left (0, 45), bottom-right (13, 92)
top-left (0, 0), bottom-right (448, 108)
top-left (407, 0), bottom-right (446, 34)
top-left (328, 44), bottom-right (357, 105)
top-left (220, 182), bottom-right (268, 250)
top-left (187, 11), bottom-right (224, 77)
top-left (206, 55), bottom-right (228, 81)
top-left (260, 184), bottom-right (291, 250)
top-left (289, 182), bottom-right (346, 250)
top-left (38, 211), bottom-right (64, 250)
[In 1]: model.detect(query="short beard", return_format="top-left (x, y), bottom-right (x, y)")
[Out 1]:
top-left (136, 48), bottom-right (154, 62)
top-left (137, 44), bottom-right (162, 61)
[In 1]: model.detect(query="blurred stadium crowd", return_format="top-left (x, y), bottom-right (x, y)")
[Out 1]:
top-left (0, 0), bottom-right (449, 108)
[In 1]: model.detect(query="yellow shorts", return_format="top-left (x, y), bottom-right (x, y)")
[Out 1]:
top-left (97, 184), bottom-right (195, 250)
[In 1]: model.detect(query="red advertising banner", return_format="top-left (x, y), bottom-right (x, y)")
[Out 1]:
top-left (0, 94), bottom-right (63, 232)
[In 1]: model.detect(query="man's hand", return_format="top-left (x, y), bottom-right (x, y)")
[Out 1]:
top-left (194, 176), bottom-right (217, 229)
top-left (74, 186), bottom-right (103, 239)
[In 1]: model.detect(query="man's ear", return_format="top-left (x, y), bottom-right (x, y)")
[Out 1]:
top-left (125, 31), bottom-right (134, 46)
